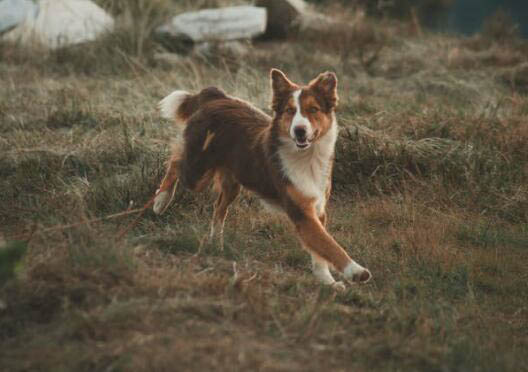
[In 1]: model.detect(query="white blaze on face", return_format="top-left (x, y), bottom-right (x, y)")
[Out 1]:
top-left (289, 89), bottom-right (314, 141)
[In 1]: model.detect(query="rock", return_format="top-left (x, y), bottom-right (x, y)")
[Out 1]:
top-left (3, 0), bottom-right (114, 49)
top-left (193, 40), bottom-right (250, 60)
top-left (153, 52), bottom-right (187, 66)
top-left (256, 0), bottom-right (338, 38)
top-left (255, 0), bottom-right (306, 38)
top-left (295, 10), bottom-right (339, 33)
top-left (157, 6), bottom-right (267, 43)
top-left (0, 0), bottom-right (38, 34)
top-left (155, 41), bottom-right (251, 70)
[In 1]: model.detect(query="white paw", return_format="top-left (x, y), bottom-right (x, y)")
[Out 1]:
top-left (353, 268), bottom-right (372, 283)
top-left (344, 262), bottom-right (372, 283)
top-left (153, 190), bottom-right (170, 215)
top-left (331, 281), bottom-right (346, 292)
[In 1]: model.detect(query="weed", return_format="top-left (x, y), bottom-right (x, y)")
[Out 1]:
top-left (0, 241), bottom-right (28, 285)
top-left (457, 223), bottom-right (528, 250)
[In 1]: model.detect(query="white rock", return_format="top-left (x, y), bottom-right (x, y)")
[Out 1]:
top-left (3, 0), bottom-right (114, 49)
top-left (0, 0), bottom-right (38, 34)
top-left (194, 40), bottom-right (249, 59)
top-left (157, 6), bottom-right (267, 42)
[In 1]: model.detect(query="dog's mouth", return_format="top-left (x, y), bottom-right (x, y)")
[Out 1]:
top-left (294, 130), bottom-right (318, 150)
top-left (295, 138), bottom-right (310, 149)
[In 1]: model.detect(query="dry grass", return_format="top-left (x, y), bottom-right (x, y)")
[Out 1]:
top-left (1, 1), bottom-right (528, 371)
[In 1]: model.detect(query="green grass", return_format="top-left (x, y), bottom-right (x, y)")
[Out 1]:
top-left (457, 223), bottom-right (528, 250)
top-left (1, 1), bottom-right (528, 371)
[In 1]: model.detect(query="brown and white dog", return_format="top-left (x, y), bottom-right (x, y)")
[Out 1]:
top-left (153, 69), bottom-right (371, 289)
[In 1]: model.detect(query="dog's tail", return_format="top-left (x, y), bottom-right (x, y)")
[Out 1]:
top-left (159, 87), bottom-right (227, 124)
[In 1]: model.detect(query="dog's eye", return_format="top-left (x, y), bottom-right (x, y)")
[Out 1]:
top-left (308, 107), bottom-right (320, 114)
top-left (286, 108), bottom-right (296, 115)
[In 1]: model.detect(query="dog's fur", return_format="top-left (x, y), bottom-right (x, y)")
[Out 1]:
top-left (154, 69), bottom-right (371, 289)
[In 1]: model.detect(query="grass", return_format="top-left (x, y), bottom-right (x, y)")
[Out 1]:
top-left (1, 1), bottom-right (528, 371)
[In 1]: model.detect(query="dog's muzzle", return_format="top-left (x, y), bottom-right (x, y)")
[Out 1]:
top-left (293, 126), bottom-right (310, 149)
top-left (292, 126), bottom-right (319, 150)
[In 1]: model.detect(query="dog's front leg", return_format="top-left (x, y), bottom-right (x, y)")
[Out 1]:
top-left (296, 216), bottom-right (371, 283)
top-left (286, 187), bottom-right (371, 285)
top-left (309, 252), bottom-right (346, 291)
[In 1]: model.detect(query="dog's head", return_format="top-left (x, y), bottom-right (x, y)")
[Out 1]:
top-left (270, 69), bottom-right (338, 150)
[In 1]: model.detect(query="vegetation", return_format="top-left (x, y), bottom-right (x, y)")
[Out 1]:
top-left (1, 1), bottom-right (527, 371)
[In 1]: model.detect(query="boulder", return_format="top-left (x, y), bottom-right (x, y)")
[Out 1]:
top-left (157, 6), bottom-right (267, 43)
top-left (155, 41), bottom-right (251, 69)
top-left (194, 40), bottom-right (250, 60)
top-left (3, 0), bottom-right (114, 49)
top-left (0, 0), bottom-right (38, 34)
top-left (295, 10), bottom-right (339, 34)
top-left (255, 0), bottom-right (306, 38)
top-left (153, 52), bottom-right (187, 66)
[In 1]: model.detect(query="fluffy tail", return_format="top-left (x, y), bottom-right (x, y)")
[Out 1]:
top-left (159, 87), bottom-right (227, 124)
top-left (159, 90), bottom-right (191, 123)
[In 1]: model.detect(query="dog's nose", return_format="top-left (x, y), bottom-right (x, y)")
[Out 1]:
top-left (294, 126), bottom-right (307, 140)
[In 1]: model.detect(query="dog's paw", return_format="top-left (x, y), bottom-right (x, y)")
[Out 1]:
top-left (344, 262), bottom-right (372, 284)
top-left (331, 281), bottom-right (346, 292)
top-left (351, 269), bottom-right (371, 283)
top-left (153, 190), bottom-right (170, 215)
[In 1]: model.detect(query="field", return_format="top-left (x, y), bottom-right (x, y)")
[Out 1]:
top-left (1, 2), bottom-right (528, 371)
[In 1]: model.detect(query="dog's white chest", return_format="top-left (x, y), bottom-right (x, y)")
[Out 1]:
top-left (288, 156), bottom-right (329, 213)
top-left (279, 123), bottom-right (337, 216)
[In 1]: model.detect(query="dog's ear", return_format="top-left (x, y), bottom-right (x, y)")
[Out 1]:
top-left (271, 69), bottom-right (295, 92)
top-left (310, 71), bottom-right (338, 110)
top-left (270, 69), bottom-right (295, 112)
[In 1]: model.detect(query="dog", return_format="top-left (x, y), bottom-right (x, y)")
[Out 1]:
top-left (153, 69), bottom-right (371, 289)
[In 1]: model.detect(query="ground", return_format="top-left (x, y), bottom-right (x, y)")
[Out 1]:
top-left (0, 2), bottom-right (527, 371)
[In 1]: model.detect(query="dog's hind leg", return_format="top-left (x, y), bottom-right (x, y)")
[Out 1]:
top-left (208, 171), bottom-right (241, 250)
top-left (153, 146), bottom-right (182, 215)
